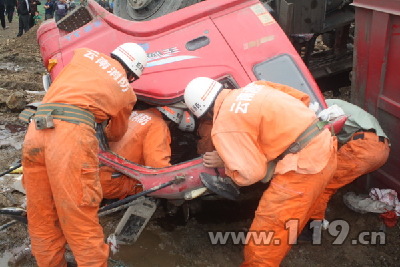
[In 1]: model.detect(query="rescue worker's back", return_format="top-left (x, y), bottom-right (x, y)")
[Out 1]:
top-left (22, 44), bottom-right (147, 267)
top-left (43, 48), bottom-right (137, 141)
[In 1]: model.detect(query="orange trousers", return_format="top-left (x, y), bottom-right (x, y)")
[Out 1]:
top-left (22, 121), bottom-right (109, 267)
top-left (242, 146), bottom-right (337, 267)
top-left (311, 132), bottom-right (390, 219)
top-left (100, 168), bottom-right (142, 199)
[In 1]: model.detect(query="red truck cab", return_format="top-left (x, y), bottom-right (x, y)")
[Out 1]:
top-left (36, 0), bottom-right (334, 199)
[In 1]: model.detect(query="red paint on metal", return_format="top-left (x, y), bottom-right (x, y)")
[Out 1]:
top-left (352, 0), bottom-right (400, 193)
top-left (36, 0), bottom-right (326, 106)
top-left (326, 116), bottom-right (348, 134)
top-left (37, 0), bottom-right (333, 200)
top-left (99, 150), bottom-right (225, 199)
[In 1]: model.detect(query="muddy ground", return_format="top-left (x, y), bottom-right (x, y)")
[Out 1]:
top-left (0, 17), bottom-right (399, 267)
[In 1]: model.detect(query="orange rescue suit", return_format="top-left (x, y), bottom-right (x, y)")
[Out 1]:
top-left (100, 108), bottom-right (172, 199)
top-left (197, 80), bottom-right (310, 155)
top-left (22, 48), bottom-right (136, 267)
top-left (311, 131), bottom-right (390, 219)
top-left (197, 118), bottom-right (215, 154)
top-left (211, 82), bottom-right (337, 267)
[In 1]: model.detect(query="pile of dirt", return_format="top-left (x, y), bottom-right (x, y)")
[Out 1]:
top-left (0, 23), bottom-right (44, 267)
top-left (0, 24), bottom-right (45, 171)
top-left (0, 25), bottom-right (44, 93)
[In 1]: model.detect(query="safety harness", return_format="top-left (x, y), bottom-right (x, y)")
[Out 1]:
top-left (19, 103), bottom-right (95, 129)
top-left (262, 118), bottom-right (328, 183)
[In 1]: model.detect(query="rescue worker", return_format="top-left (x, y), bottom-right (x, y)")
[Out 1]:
top-left (196, 81), bottom-right (311, 156)
top-left (197, 115), bottom-right (214, 155)
top-left (184, 78), bottom-right (337, 267)
top-left (179, 110), bottom-right (196, 133)
top-left (100, 106), bottom-right (184, 199)
top-left (21, 43), bottom-right (147, 267)
top-left (310, 98), bottom-right (390, 221)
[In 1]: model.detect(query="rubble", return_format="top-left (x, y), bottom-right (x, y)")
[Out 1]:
top-left (7, 243), bottom-right (31, 266)
top-left (0, 174), bottom-right (25, 195)
top-left (6, 91), bottom-right (27, 112)
top-left (0, 88), bottom-right (27, 112)
top-left (0, 126), bottom-right (25, 150)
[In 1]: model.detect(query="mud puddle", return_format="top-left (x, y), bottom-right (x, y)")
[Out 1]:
top-left (0, 124), bottom-right (25, 151)
top-left (111, 229), bottom-right (188, 267)
top-left (107, 194), bottom-right (263, 267)
top-left (0, 251), bottom-right (13, 266)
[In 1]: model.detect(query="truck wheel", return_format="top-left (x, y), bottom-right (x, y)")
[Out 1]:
top-left (113, 0), bottom-right (201, 21)
top-left (322, 31), bottom-right (335, 48)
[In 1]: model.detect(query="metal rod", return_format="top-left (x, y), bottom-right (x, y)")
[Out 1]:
top-left (99, 179), bottom-right (175, 213)
top-left (0, 163), bottom-right (22, 178)
top-left (0, 220), bottom-right (17, 232)
top-left (99, 197), bottom-right (145, 217)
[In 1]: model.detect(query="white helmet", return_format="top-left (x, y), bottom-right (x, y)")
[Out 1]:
top-left (111, 43), bottom-right (148, 79)
top-left (184, 77), bottom-right (223, 118)
top-left (156, 106), bottom-right (184, 124)
top-left (179, 111), bottom-right (196, 132)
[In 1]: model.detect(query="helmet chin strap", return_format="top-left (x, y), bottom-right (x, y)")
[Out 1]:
top-left (111, 54), bottom-right (139, 83)
top-left (125, 68), bottom-right (139, 83)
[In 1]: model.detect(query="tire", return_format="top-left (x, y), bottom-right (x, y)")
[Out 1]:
top-left (322, 31), bottom-right (335, 48)
top-left (326, 0), bottom-right (351, 12)
top-left (114, 0), bottom-right (201, 21)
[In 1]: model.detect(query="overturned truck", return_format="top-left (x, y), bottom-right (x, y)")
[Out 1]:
top-left (38, 0), bottom-right (336, 198)
top-left (27, 0), bottom-right (345, 243)
top-left (111, 0), bottom-right (355, 79)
